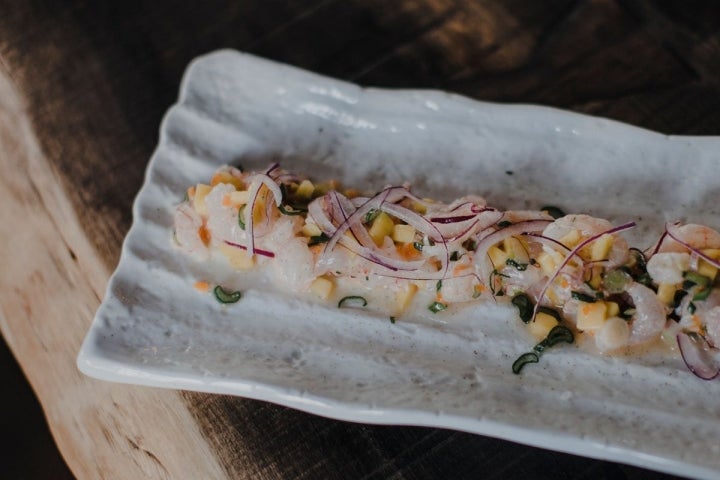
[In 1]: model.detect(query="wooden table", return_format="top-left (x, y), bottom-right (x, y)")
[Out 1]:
top-left (1, 1), bottom-right (718, 478)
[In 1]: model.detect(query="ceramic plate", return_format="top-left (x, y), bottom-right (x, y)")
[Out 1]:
top-left (78, 50), bottom-right (720, 479)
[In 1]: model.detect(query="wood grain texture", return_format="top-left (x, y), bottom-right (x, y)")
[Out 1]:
top-left (1, 0), bottom-right (718, 478)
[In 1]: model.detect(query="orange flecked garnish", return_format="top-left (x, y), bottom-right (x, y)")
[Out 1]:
top-left (186, 186), bottom-right (196, 199)
top-left (222, 193), bottom-right (233, 207)
top-left (397, 242), bottom-right (421, 260)
top-left (194, 281), bottom-right (211, 292)
top-left (198, 223), bottom-right (212, 245)
top-left (453, 263), bottom-right (471, 275)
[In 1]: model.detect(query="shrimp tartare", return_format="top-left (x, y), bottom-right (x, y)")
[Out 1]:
top-left (173, 163), bottom-right (720, 378)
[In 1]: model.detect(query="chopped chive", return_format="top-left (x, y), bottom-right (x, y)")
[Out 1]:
top-left (338, 295), bottom-right (367, 308)
top-left (571, 291), bottom-right (597, 303)
top-left (512, 352), bottom-right (539, 374)
top-left (497, 220), bottom-right (512, 228)
top-left (364, 208), bottom-right (380, 224)
top-left (506, 258), bottom-right (528, 271)
top-left (238, 206), bottom-right (246, 230)
top-left (511, 293), bottom-right (533, 323)
top-left (688, 302), bottom-right (697, 314)
top-left (214, 285), bottom-right (242, 304)
top-left (308, 233), bottom-right (330, 246)
top-left (278, 204), bottom-right (306, 215)
top-left (390, 316), bottom-right (396, 324)
top-left (428, 301), bottom-right (447, 313)
top-left (413, 241), bottom-right (424, 252)
top-left (436, 280), bottom-right (443, 292)
top-left (540, 205), bottom-right (565, 219)
top-left (450, 251), bottom-right (463, 261)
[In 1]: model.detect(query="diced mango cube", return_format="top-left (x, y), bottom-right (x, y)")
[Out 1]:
top-left (296, 179), bottom-right (315, 199)
top-left (193, 184), bottom-right (213, 216)
top-left (218, 242), bottom-right (255, 270)
top-left (392, 224), bottom-right (416, 243)
top-left (605, 301), bottom-right (620, 318)
top-left (576, 301), bottom-right (607, 331)
top-left (559, 229), bottom-right (581, 248)
top-left (504, 237), bottom-right (529, 263)
top-left (529, 311), bottom-right (559, 339)
top-left (487, 245), bottom-right (509, 269)
top-left (211, 171), bottom-right (244, 190)
top-left (537, 249), bottom-right (564, 276)
top-left (227, 190), bottom-right (250, 207)
top-left (309, 276), bottom-right (334, 299)
top-left (395, 284), bottom-right (418, 313)
top-left (591, 234), bottom-right (614, 261)
top-left (302, 222), bottom-right (322, 237)
top-left (369, 211), bottom-right (394, 246)
top-left (656, 283), bottom-right (677, 305)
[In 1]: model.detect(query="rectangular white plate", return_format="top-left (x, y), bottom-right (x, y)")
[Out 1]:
top-left (78, 50), bottom-right (720, 479)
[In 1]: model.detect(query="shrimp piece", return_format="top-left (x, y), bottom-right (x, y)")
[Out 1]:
top-left (542, 214), bottom-right (629, 266)
top-left (626, 282), bottom-right (667, 345)
top-left (656, 224), bottom-right (720, 253)
top-left (173, 203), bottom-right (210, 261)
top-left (646, 252), bottom-right (690, 284)
top-left (204, 183), bottom-right (247, 246)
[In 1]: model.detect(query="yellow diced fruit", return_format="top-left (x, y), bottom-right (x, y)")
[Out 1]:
top-left (576, 301), bottom-right (607, 331)
top-left (369, 211), bottom-right (394, 246)
top-left (587, 265), bottom-right (603, 290)
top-left (392, 224), bottom-right (416, 243)
top-left (537, 250), bottom-right (564, 276)
top-left (559, 229), bottom-right (581, 248)
top-left (697, 249), bottom-right (720, 281)
top-left (193, 184), bottom-right (213, 216)
top-left (296, 179), bottom-right (315, 199)
top-left (487, 245), bottom-right (509, 269)
top-left (529, 311), bottom-right (559, 340)
top-left (218, 242), bottom-right (255, 270)
top-left (591, 234), bottom-right (614, 261)
top-left (503, 237), bottom-right (529, 263)
top-left (395, 284), bottom-right (418, 313)
top-left (605, 301), bottom-right (620, 318)
top-left (302, 222), bottom-right (322, 238)
top-left (656, 283), bottom-right (677, 305)
top-left (412, 202), bottom-right (427, 214)
top-left (309, 276), bottom-right (334, 299)
top-left (211, 171), bottom-right (244, 190)
top-left (227, 190), bottom-right (250, 207)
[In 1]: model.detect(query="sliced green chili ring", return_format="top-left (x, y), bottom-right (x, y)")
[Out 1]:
top-left (238, 206), bottom-right (246, 230)
top-left (506, 258), bottom-right (528, 271)
top-left (511, 293), bottom-right (533, 324)
top-left (512, 352), bottom-right (539, 374)
top-left (308, 233), bottom-right (330, 246)
top-left (428, 301), bottom-right (447, 313)
top-left (684, 271), bottom-right (711, 289)
top-left (413, 241), bottom-right (424, 252)
top-left (544, 325), bottom-right (574, 347)
top-left (278, 204), bottom-right (306, 216)
top-left (214, 285), bottom-right (242, 304)
top-left (540, 205), bottom-right (565, 219)
top-left (571, 291), bottom-right (597, 303)
top-left (338, 295), bottom-right (367, 308)
top-left (603, 269), bottom-right (632, 294)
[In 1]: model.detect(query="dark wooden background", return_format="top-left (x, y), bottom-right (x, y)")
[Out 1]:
top-left (2, 0), bottom-right (719, 478)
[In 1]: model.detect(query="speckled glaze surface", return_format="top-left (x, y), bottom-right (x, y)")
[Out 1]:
top-left (78, 50), bottom-right (720, 479)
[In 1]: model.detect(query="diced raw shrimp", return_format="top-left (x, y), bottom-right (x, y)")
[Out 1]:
top-left (204, 183), bottom-right (247, 246)
top-left (656, 224), bottom-right (720, 253)
top-left (646, 252), bottom-right (690, 284)
top-left (173, 203), bottom-right (209, 261)
top-left (542, 214), bottom-right (629, 266)
top-left (625, 282), bottom-right (667, 345)
top-left (595, 316), bottom-right (630, 353)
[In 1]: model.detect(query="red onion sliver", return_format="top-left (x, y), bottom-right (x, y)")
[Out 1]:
top-left (224, 240), bottom-right (275, 258)
top-left (665, 223), bottom-right (720, 269)
top-left (677, 332), bottom-right (720, 380)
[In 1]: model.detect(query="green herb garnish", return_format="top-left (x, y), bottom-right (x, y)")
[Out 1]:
top-left (413, 242), bottom-right (424, 252)
top-left (428, 301), bottom-right (447, 313)
top-left (364, 208), bottom-right (380, 224)
top-left (506, 258), bottom-right (528, 271)
top-left (512, 325), bottom-right (574, 374)
top-left (338, 295), bottom-right (367, 308)
top-left (512, 352), bottom-right (539, 374)
top-left (571, 291), bottom-right (597, 303)
top-left (308, 233), bottom-right (330, 246)
top-left (450, 251), bottom-right (464, 261)
top-left (238, 206), bottom-right (246, 230)
top-left (214, 285), bottom-right (242, 304)
top-left (436, 280), bottom-right (443, 292)
top-left (278, 204), bottom-right (306, 215)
